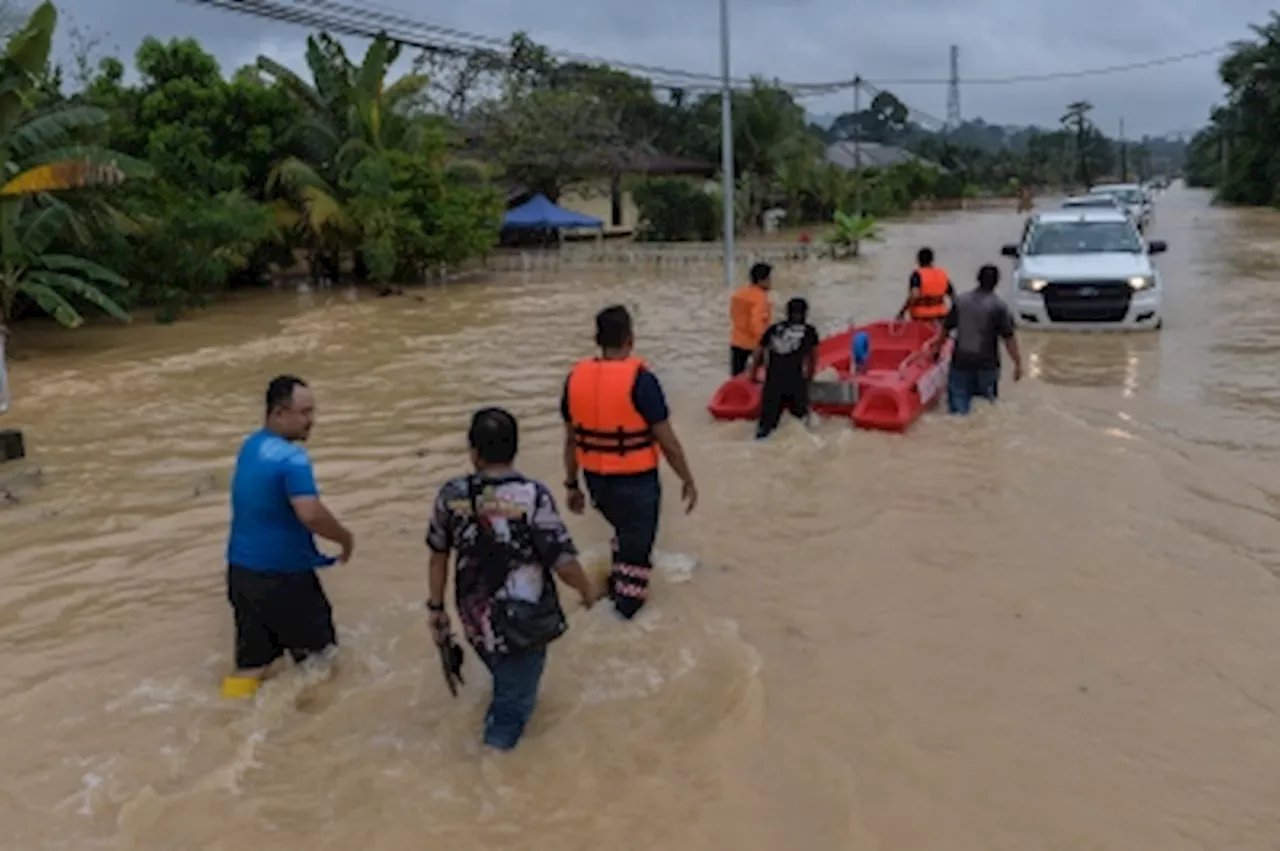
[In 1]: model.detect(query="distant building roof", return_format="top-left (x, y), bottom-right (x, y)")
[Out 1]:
top-left (825, 141), bottom-right (944, 172)
top-left (624, 152), bottom-right (716, 176)
top-left (460, 127), bottom-right (715, 178)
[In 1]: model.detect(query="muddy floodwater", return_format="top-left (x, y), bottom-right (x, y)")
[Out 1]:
top-left (4, 186), bottom-right (1280, 850)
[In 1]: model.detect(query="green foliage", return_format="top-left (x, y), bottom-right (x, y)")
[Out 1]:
top-left (824, 211), bottom-right (882, 254)
top-left (6, 22), bottom-right (500, 328)
top-left (475, 86), bottom-right (625, 200)
top-left (631, 178), bottom-right (719, 241)
top-left (59, 36), bottom-right (300, 319)
top-left (94, 187), bottom-right (274, 322)
top-left (261, 34), bottom-right (498, 281)
top-left (0, 1), bottom-right (140, 329)
top-left (1185, 14), bottom-right (1280, 206)
top-left (345, 149), bottom-right (501, 279)
top-left (1184, 123), bottom-right (1223, 189)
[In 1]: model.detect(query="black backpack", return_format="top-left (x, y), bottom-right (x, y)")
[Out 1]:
top-left (467, 476), bottom-right (567, 652)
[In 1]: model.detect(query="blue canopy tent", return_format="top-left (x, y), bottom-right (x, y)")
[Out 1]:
top-left (502, 194), bottom-right (603, 231)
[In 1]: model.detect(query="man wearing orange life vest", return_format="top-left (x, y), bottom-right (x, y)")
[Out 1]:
top-left (729, 262), bottom-right (773, 375)
top-left (560, 305), bottom-right (698, 620)
top-left (895, 247), bottom-right (954, 323)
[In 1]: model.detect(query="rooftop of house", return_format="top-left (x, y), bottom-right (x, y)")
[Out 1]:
top-left (457, 124), bottom-right (717, 180)
top-left (825, 141), bottom-right (945, 172)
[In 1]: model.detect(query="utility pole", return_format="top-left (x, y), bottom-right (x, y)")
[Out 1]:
top-left (0, 325), bottom-right (23, 462)
top-left (0, 327), bottom-right (9, 415)
top-left (718, 0), bottom-right (734, 288)
top-left (853, 75), bottom-right (862, 217)
top-left (946, 45), bottom-right (961, 129)
top-left (1119, 117), bottom-right (1128, 182)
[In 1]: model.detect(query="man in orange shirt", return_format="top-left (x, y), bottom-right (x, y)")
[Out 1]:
top-left (729, 262), bottom-right (773, 375)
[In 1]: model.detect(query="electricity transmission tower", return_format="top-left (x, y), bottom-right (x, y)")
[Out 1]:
top-left (946, 45), bottom-right (961, 129)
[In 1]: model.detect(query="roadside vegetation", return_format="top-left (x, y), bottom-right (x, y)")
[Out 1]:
top-left (0, 2), bottom-right (1189, 333)
top-left (1185, 13), bottom-right (1280, 206)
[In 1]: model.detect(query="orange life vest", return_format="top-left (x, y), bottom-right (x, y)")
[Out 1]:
top-left (565, 357), bottom-right (661, 476)
top-left (910, 267), bottom-right (950, 320)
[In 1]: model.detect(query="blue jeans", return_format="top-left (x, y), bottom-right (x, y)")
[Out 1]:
top-left (947, 367), bottom-right (1000, 415)
top-left (480, 647), bottom-right (548, 750)
top-left (584, 470), bottom-right (661, 619)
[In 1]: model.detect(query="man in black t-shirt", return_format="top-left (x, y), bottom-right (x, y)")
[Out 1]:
top-left (942, 265), bottom-right (1024, 415)
top-left (750, 297), bottom-right (820, 439)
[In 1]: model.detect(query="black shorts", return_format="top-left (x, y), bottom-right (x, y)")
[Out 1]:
top-left (227, 565), bottom-right (337, 670)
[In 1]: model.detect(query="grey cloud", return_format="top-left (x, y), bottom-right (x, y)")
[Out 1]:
top-left (51, 0), bottom-right (1279, 135)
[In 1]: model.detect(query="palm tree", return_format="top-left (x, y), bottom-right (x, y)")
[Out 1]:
top-left (1060, 100), bottom-right (1095, 187)
top-left (0, 1), bottom-right (142, 332)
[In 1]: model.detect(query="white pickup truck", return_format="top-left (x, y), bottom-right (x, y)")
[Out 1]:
top-left (1001, 209), bottom-right (1167, 331)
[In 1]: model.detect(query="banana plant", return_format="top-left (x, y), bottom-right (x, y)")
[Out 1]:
top-left (823, 210), bottom-right (882, 258)
top-left (265, 156), bottom-right (356, 278)
top-left (0, 1), bottom-right (142, 331)
top-left (0, 2), bottom-right (143, 417)
top-left (257, 32), bottom-right (433, 171)
top-left (257, 32), bottom-right (433, 278)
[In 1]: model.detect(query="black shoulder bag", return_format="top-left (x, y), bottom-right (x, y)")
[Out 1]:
top-left (469, 478), bottom-right (567, 652)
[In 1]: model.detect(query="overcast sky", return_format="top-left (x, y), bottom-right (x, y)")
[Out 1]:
top-left (49, 0), bottom-right (1280, 138)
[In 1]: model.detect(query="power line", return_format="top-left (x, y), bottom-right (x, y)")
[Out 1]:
top-left (288, 2), bottom-right (1231, 90)
top-left (291, 0), bottom-right (856, 92)
top-left (868, 45), bottom-right (1227, 86)
top-left (181, 0), bottom-right (849, 94)
top-left (180, 0), bottom-right (1232, 109)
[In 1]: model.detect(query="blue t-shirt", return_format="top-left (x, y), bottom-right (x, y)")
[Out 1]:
top-left (226, 429), bottom-right (332, 573)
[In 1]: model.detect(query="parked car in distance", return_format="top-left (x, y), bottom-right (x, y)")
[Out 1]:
top-left (1088, 182), bottom-right (1152, 231)
top-left (1061, 194), bottom-right (1123, 212)
top-left (1000, 208), bottom-right (1167, 332)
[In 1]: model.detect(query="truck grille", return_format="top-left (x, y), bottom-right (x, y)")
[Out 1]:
top-left (1042, 281), bottom-right (1131, 323)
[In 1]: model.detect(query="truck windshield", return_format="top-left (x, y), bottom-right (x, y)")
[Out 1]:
top-left (1025, 221), bottom-right (1143, 255)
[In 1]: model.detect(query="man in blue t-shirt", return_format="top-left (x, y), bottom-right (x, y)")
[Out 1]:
top-left (222, 375), bottom-right (354, 699)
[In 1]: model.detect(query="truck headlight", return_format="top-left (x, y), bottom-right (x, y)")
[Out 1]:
top-left (1020, 278), bottom-right (1047, 292)
top-left (1128, 276), bottom-right (1154, 290)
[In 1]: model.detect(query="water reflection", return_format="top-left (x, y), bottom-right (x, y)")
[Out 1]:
top-left (1023, 331), bottom-right (1159, 397)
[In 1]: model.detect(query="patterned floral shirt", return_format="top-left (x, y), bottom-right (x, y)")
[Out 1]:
top-left (426, 471), bottom-right (578, 653)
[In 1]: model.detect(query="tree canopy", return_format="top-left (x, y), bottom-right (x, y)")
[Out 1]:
top-left (1185, 12), bottom-right (1280, 206)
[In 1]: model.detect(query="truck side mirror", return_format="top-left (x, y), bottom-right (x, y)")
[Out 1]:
top-left (1147, 240), bottom-right (1167, 254)
top-left (1000, 244), bottom-right (1019, 257)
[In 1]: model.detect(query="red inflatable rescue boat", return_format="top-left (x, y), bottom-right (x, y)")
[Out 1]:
top-left (706, 320), bottom-right (953, 433)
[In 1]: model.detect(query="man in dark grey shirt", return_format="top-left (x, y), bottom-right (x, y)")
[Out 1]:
top-left (941, 264), bottom-right (1024, 414)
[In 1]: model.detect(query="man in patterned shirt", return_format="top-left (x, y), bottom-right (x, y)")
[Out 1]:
top-left (426, 407), bottom-right (598, 750)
